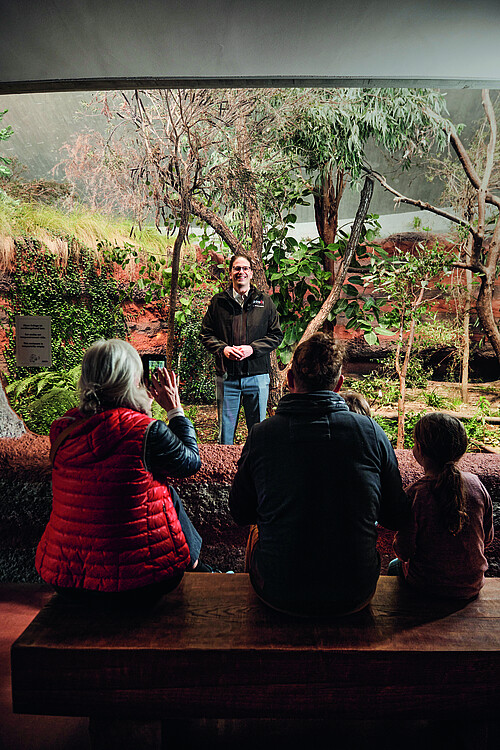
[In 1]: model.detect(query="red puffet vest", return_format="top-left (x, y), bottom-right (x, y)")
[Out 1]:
top-left (36, 407), bottom-right (191, 592)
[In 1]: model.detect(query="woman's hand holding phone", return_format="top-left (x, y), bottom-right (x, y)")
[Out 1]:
top-left (149, 368), bottom-right (181, 413)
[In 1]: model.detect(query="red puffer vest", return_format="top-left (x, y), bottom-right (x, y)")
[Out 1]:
top-left (35, 407), bottom-right (191, 592)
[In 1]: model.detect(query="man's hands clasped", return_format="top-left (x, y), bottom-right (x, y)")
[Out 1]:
top-left (223, 345), bottom-right (254, 361)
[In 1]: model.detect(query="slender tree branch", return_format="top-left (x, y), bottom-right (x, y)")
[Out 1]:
top-left (478, 90), bottom-right (497, 239)
top-left (369, 169), bottom-right (479, 240)
top-left (448, 129), bottom-right (500, 211)
top-left (279, 176), bottom-right (374, 381)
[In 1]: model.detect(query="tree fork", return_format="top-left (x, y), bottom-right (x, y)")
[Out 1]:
top-left (279, 176), bottom-right (374, 383)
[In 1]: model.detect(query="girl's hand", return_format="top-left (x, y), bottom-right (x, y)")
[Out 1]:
top-left (149, 368), bottom-right (181, 413)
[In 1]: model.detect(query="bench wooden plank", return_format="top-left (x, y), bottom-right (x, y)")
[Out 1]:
top-left (11, 574), bottom-right (500, 720)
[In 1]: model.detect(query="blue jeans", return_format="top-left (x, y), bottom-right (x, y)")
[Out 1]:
top-left (169, 485), bottom-right (202, 564)
top-left (216, 374), bottom-right (270, 445)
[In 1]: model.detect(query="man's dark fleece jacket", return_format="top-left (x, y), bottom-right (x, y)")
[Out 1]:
top-left (199, 285), bottom-right (282, 378)
top-left (229, 391), bottom-right (410, 615)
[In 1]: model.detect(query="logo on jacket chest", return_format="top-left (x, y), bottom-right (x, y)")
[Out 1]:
top-left (250, 299), bottom-right (265, 308)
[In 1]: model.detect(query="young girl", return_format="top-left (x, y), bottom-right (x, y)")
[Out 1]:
top-left (391, 412), bottom-right (494, 599)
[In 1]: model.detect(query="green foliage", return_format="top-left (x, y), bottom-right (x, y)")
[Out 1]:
top-left (423, 390), bottom-right (459, 411)
top-left (3, 240), bottom-right (127, 433)
top-left (150, 400), bottom-right (169, 422)
top-left (6, 367), bottom-right (80, 435)
top-left (281, 88), bottom-right (452, 183)
top-left (183, 404), bottom-right (199, 423)
top-left (400, 356), bottom-right (430, 388)
top-left (0, 192), bottom-right (173, 257)
top-left (343, 374), bottom-right (400, 408)
top-left (108, 241), bottom-right (216, 317)
top-left (173, 294), bottom-right (215, 404)
top-left (373, 411), bottom-right (422, 449)
top-left (264, 214), bottom-right (385, 363)
top-left (461, 397), bottom-right (498, 447)
top-left (0, 109), bottom-right (13, 179)
top-left (374, 400), bottom-right (500, 451)
top-left (365, 242), bottom-right (454, 335)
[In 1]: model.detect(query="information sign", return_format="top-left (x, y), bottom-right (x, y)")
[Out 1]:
top-left (15, 315), bottom-right (52, 367)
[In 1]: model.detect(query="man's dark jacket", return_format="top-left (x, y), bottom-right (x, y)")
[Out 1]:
top-left (229, 391), bottom-right (410, 615)
top-left (200, 286), bottom-right (283, 378)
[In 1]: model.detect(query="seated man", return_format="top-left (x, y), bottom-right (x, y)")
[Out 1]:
top-left (229, 333), bottom-right (410, 616)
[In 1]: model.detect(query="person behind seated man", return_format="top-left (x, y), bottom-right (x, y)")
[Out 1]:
top-left (342, 390), bottom-right (371, 417)
top-left (229, 333), bottom-right (410, 616)
top-left (36, 338), bottom-right (217, 607)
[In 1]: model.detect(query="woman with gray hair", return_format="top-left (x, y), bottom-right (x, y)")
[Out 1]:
top-left (36, 338), bottom-right (214, 605)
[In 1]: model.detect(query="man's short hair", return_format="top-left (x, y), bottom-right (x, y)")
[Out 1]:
top-left (229, 253), bottom-right (253, 272)
top-left (291, 333), bottom-right (344, 391)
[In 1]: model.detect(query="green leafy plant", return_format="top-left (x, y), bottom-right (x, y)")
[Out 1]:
top-left (422, 389), bottom-right (462, 411)
top-left (424, 391), bottom-right (451, 410)
top-left (6, 366), bottom-right (81, 435)
top-left (373, 411), bottom-right (421, 449)
top-left (3, 240), bottom-right (127, 433)
top-left (364, 241), bottom-right (454, 447)
top-left (0, 109), bottom-right (13, 178)
top-left (264, 214), bottom-right (386, 363)
top-left (342, 374), bottom-right (399, 408)
top-left (173, 293), bottom-right (216, 404)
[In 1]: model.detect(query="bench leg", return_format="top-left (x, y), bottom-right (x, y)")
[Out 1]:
top-left (88, 717), bottom-right (162, 750)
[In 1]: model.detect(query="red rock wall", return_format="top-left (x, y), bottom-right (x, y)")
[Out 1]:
top-left (1, 434), bottom-right (498, 580)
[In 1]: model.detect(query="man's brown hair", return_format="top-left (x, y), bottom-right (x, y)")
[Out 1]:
top-left (291, 333), bottom-right (344, 391)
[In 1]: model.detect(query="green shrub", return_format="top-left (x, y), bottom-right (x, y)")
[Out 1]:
top-left (374, 411), bottom-right (421, 448)
top-left (342, 374), bottom-right (399, 408)
top-left (173, 293), bottom-right (215, 404)
top-left (3, 239), bottom-right (127, 433)
top-left (423, 390), bottom-right (458, 410)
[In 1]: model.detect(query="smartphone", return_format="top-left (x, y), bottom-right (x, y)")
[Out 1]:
top-left (141, 354), bottom-right (167, 386)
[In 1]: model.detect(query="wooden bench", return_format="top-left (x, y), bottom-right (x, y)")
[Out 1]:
top-left (11, 574), bottom-right (500, 750)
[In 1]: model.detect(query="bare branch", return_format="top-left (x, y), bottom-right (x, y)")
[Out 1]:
top-left (448, 129), bottom-right (500, 211)
top-left (369, 169), bottom-right (479, 239)
top-left (478, 90), bottom-right (498, 239)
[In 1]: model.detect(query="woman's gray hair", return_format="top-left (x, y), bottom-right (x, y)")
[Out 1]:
top-left (79, 339), bottom-right (152, 416)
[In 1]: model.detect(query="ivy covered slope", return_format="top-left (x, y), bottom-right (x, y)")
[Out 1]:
top-left (1, 239), bottom-right (126, 433)
top-left (0, 194), bottom-right (177, 435)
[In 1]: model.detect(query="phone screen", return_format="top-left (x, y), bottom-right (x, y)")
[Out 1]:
top-left (142, 355), bottom-right (167, 385)
top-left (149, 359), bottom-right (165, 379)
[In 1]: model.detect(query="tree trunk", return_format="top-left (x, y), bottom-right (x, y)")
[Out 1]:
top-left (461, 271), bottom-right (471, 404)
top-left (461, 237), bottom-right (473, 404)
top-left (395, 289), bottom-right (423, 450)
top-left (394, 333), bottom-right (405, 450)
top-left (475, 218), bottom-right (500, 363)
top-left (314, 168), bottom-right (345, 281)
top-left (189, 199), bottom-right (246, 258)
top-left (0, 376), bottom-right (26, 438)
top-left (279, 176), bottom-right (374, 383)
top-left (166, 210), bottom-right (189, 369)
top-left (234, 109), bottom-right (268, 291)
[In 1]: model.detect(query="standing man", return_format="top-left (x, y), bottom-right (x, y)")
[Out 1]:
top-left (229, 333), bottom-right (410, 616)
top-left (200, 253), bottom-right (283, 445)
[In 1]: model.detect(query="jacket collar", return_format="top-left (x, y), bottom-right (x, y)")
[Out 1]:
top-left (276, 391), bottom-right (349, 416)
top-left (224, 284), bottom-right (261, 307)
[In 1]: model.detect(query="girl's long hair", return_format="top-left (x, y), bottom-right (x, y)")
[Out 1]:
top-left (78, 339), bottom-right (152, 417)
top-left (413, 412), bottom-right (468, 535)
